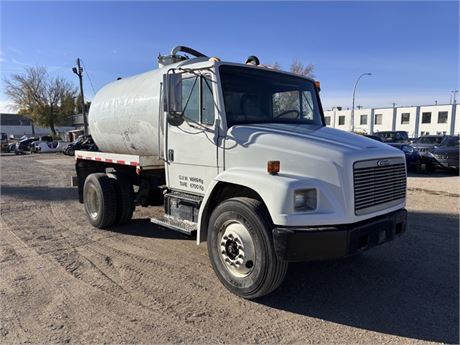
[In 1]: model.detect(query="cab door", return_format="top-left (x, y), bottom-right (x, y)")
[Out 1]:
top-left (165, 73), bottom-right (219, 195)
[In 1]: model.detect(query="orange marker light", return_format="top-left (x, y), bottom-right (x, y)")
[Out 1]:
top-left (267, 161), bottom-right (280, 175)
top-left (315, 80), bottom-right (321, 91)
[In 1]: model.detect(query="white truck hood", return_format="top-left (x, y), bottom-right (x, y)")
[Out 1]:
top-left (224, 123), bottom-right (403, 174)
top-left (223, 123), bottom-right (406, 225)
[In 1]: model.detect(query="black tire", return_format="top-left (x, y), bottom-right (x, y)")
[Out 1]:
top-left (107, 173), bottom-right (135, 225)
top-left (83, 173), bottom-right (118, 229)
top-left (207, 197), bottom-right (288, 299)
top-left (64, 147), bottom-right (74, 156)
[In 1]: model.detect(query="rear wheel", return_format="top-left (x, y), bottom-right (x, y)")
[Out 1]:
top-left (108, 173), bottom-right (135, 225)
top-left (207, 197), bottom-right (288, 299)
top-left (83, 173), bottom-right (117, 228)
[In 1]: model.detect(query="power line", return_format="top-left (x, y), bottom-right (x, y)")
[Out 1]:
top-left (80, 59), bottom-right (96, 96)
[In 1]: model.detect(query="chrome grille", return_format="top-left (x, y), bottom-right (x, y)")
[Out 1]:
top-left (353, 158), bottom-right (406, 215)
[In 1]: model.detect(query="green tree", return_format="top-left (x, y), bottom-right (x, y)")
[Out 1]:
top-left (76, 100), bottom-right (91, 114)
top-left (4, 66), bottom-right (78, 134)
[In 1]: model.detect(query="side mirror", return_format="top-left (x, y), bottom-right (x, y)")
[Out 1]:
top-left (163, 73), bottom-right (184, 126)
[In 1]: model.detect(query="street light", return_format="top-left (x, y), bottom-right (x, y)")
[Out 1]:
top-left (351, 72), bottom-right (372, 132)
top-left (450, 90), bottom-right (458, 104)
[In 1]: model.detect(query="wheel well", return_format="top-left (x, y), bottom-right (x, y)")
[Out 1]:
top-left (199, 182), bottom-right (270, 243)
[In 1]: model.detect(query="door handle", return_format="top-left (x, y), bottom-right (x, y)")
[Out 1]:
top-left (168, 149), bottom-right (174, 162)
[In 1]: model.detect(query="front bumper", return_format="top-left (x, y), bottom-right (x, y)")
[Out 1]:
top-left (273, 209), bottom-right (407, 262)
top-left (427, 155), bottom-right (459, 170)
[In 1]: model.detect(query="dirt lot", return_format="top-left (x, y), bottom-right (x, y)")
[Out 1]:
top-left (0, 153), bottom-right (458, 344)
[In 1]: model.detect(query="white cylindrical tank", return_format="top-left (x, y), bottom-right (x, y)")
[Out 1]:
top-left (88, 68), bottom-right (164, 157)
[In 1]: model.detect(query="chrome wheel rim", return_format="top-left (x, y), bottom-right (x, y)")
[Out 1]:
top-left (86, 184), bottom-right (100, 219)
top-left (218, 220), bottom-right (256, 278)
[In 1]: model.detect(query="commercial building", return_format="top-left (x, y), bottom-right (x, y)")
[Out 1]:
top-left (0, 113), bottom-right (77, 138)
top-left (324, 103), bottom-right (459, 137)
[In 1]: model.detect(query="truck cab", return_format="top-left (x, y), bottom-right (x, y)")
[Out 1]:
top-left (75, 47), bottom-right (407, 299)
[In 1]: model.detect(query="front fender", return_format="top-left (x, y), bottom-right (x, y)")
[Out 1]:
top-left (197, 167), bottom-right (341, 244)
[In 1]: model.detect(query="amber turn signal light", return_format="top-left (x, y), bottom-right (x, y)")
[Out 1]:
top-left (267, 161), bottom-right (280, 175)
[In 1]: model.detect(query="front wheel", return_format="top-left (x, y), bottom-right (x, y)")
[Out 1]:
top-left (207, 197), bottom-right (288, 299)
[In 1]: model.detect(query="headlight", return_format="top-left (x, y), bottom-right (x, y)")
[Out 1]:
top-left (402, 145), bottom-right (414, 154)
top-left (294, 189), bottom-right (317, 211)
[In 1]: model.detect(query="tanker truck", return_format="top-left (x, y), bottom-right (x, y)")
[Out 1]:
top-left (74, 46), bottom-right (407, 299)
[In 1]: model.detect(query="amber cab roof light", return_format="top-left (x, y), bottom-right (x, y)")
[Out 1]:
top-left (315, 80), bottom-right (321, 91)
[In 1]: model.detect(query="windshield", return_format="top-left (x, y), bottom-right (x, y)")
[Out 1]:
top-left (375, 131), bottom-right (408, 141)
top-left (219, 65), bottom-right (323, 128)
top-left (440, 136), bottom-right (460, 147)
top-left (415, 136), bottom-right (443, 144)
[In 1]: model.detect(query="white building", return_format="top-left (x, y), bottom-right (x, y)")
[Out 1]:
top-left (0, 113), bottom-right (77, 138)
top-left (324, 103), bottom-right (460, 137)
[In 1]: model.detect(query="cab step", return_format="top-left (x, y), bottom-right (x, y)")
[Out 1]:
top-left (150, 214), bottom-right (197, 235)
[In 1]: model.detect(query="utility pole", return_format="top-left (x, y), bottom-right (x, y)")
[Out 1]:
top-left (351, 72), bottom-right (372, 132)
top-left (72, 58), bottom-right (88, 135)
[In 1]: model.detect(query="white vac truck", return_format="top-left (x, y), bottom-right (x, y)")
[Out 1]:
top-left (75, 46), bottom-right (407, 299)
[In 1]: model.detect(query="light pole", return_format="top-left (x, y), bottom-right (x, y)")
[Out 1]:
top-left (451, 90), bottom-right (458, 104)
top-left (351, 72), bottom-right (372, 132)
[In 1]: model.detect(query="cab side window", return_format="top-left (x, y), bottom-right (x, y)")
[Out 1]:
top-left (182, 77), bottom-right (200, 122)
top-left (201, 76), bottom-right (215, 125)
top-left (181, 75), bottom-right (215, 125)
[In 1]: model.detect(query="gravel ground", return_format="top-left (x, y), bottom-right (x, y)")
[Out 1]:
top-left (0, 153), bottom-right (458, 344)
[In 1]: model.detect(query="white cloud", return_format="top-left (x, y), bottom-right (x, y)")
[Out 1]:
top-left (0, 100), bottom-right (15, 113)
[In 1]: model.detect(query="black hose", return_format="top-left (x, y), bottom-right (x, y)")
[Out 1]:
top-left (171, 46), bottom-right (208, 58)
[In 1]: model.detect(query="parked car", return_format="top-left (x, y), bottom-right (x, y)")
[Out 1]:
top-left (33, 140), bottom-right (70, 153)
top-left (411, 135), bottom-right (444, 156)
top-left (388, 143), bottom-right (421, 171)
top-left (8, 142), bottom-right (17, 153)
top-left (364, 134), bottom-right (383, 142)
top-left (374, 131), bottom-right (409, 143)
top-left (14, 136), bottom-right (39, 154)
top-left (63, 135), bottom-right (98, 156)
top-left (427, 136), bottom-right (459, 171)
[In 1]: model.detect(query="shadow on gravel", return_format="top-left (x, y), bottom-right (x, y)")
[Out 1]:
top-left (408, 171), bottom-right (458, 178)
top-left (258, 211), bottom-right (459, 343)
top-left (111, 219), bottom-right (196, 241)
top-left (1, 185), bottom-right (78, 201)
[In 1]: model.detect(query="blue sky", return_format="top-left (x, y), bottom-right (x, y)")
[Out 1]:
top-left (1, 1), bottom-right (458, 111)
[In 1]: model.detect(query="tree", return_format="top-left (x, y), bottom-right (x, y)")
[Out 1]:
top-left (4, 66), bottom-right (78, 135)
top-left (267, 60), bottom-right (315, 78)
top-left (76, 101), bottom-right (91, 114)
top-left (290, 60), bottom-right (315, 78)
top-left (268, 60), bottom-right (316, 115)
